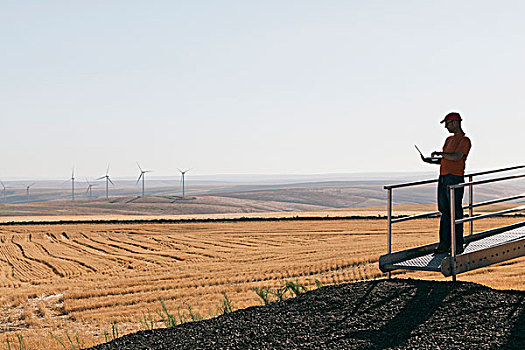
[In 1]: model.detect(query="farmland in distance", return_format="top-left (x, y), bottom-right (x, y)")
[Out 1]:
top-left (0, 217), bottom-right (524, 349)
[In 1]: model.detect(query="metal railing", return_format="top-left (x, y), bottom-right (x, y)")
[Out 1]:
top-left (384, 164), bottom-right (525, 279)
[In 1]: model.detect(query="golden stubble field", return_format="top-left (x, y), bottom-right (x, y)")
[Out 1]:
top-left (0, 217), bottom-right (524, 349)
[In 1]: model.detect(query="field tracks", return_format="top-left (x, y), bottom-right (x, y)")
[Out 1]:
top-left (0, 218), bottom-right (523, 349)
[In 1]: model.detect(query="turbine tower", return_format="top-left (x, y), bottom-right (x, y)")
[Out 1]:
top-left (0, 180), bottom-right (7, 202)
top-left (136, 163), bottom-right (152, 197)
top-left (25, 183), bottom-right (35, 202)
top-left (85, 177), bottom-right (96, 198)
top-left (178, 168), bottom-right (191, 198)
top-left (69, 168), bottom-right (75, 201)
top-left (96, 165), bottom-right (114, 199)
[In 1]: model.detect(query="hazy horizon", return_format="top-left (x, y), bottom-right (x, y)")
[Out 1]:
top-left (0, 169), bottom-right (437, 183)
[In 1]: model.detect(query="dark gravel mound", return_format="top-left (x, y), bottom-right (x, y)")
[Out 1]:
top-left (88, 279), bottom-right (524, 350)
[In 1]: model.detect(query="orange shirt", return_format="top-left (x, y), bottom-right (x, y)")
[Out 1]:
top-left (440, 133), bottom-right (471, 176)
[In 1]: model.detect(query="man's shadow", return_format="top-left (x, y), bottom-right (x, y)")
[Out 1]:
top-left (324, 280), bottom-right (451, 349)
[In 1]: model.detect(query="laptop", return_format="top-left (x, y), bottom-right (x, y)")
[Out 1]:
top-left (415, 145), bottom-right (442, 161)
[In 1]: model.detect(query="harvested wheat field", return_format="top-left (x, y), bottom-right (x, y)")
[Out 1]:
top-left (0, 217), bottom-right (524, 349)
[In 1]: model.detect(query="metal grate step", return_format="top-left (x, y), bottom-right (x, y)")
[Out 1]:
top-left (379, 223), bottom-right (525, 276)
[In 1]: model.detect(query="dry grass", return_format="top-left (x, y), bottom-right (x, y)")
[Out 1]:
top-left (0, 217), bottom-right (523, 349)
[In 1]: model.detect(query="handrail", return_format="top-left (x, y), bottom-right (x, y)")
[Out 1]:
top-left (464, 164), bottom-right (525, 178)
top-left (448, 171), bottom-right (525, 281)
top-left (384, 178), bottom-right (438, 190)
top-left (467, 194), bottom-right (525, 209)
top-left (384, 163), bottom-right (525, 282)
top-left (455, 205), bottom-right (525, 224)
top-left (449, 173), bottom-right (525, 189)
top-left (384, 164), bottom-right (525, 189)
top-left (391, 193), bottom-right (525, 224)
top-left (391, 210), bottom-right (441, 223)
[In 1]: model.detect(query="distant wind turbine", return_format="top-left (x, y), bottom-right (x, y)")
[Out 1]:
top-left (85, 177), bottom-right (96, 198)
top-left (96, 165), bottom-right (114, 199)
top-left (178, 168), bottom-right (191, 198)
top-left (25, 183), bottom-right (35, 202)
top-left (68, 168), bottom-right (75, 201)
top-left (0, 180), bottom-right (7, 202)
top-left (136, 163), bottom-right (152, 197)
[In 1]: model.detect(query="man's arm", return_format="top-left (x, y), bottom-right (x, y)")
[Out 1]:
top-left (431, 151), bottom-right (464, 161)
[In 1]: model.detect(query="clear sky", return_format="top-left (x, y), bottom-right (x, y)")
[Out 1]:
top-left (2, 1), bottom-right (524, 179)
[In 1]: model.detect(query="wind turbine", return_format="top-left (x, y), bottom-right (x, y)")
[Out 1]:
top-left (96, 165), bottom-right (114, 199)
top-left (85, 177), bottom-right (96, 198)
top-left (25, 183), bottom-right (35, 202)
top-left (0, 180), bottom-right (7, 202)
top-left (68, 168), bottom-right (75, 201)
top-left (178, 168), bottom-right (191, 198)
top-left (136, 163), bottom-right (152, 197)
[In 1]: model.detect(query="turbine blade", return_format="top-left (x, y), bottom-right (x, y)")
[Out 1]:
top-left (137, 162), bottom-right (143, 172)
top-left (106, 164), bottom-right (110, 176)
top-left (108, 178), bottom-right (114, 185)
top-left (136, 173), bottom-right (143, 184)
top-left (96, 176), bottom-right (105, 180)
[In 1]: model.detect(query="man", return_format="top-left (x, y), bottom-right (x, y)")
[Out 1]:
top-left (422, 112), bottom-right (471, 254)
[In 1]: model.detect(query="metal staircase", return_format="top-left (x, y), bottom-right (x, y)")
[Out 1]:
top-left (378, 165), bottom-right (525, 281)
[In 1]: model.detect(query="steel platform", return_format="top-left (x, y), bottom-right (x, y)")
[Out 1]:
top-left (379, 221), bottom-right (525, 277)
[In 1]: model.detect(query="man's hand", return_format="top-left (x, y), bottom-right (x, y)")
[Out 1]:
top-left (433, 151), bottom-right (464, 161)
top-left (421, 154), bottom-right (440, 164)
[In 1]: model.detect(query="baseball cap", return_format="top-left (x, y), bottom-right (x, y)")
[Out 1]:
top-left (440, 112), bottom-right (462, 124)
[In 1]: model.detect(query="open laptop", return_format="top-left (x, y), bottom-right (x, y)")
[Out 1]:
top-left (415, 145), bottom-right (442, 161)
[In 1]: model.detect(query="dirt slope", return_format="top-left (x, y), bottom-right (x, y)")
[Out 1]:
top-left (88, 279), bottom-right (524, 350)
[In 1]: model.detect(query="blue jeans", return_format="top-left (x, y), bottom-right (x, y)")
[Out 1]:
top-left (437, 174), bottom-right (465, 249)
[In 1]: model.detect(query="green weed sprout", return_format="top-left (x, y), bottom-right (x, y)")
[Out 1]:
top-left (252, 287), bottom-right (272, 305)
top-left (157, 297), bottom-right (177, 328)
top-left (220, 292), bottom-right (233, 314)
top-left (104, 320), bottom-right (119, 343)
top-left (285, 279), bottom-right (309, 296)
top-left (184, 302), bottom-right (203, 321)
top-left (50, 331), bottom-right (83, 350)
top-left (270, 285), bottom-right (288, 301)
top-left (17, 334), bottom-right (26, 350)
top-left (140, 310), bottom-right (156, 330)
top-left (49, 332), bottom-right (66, 349)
